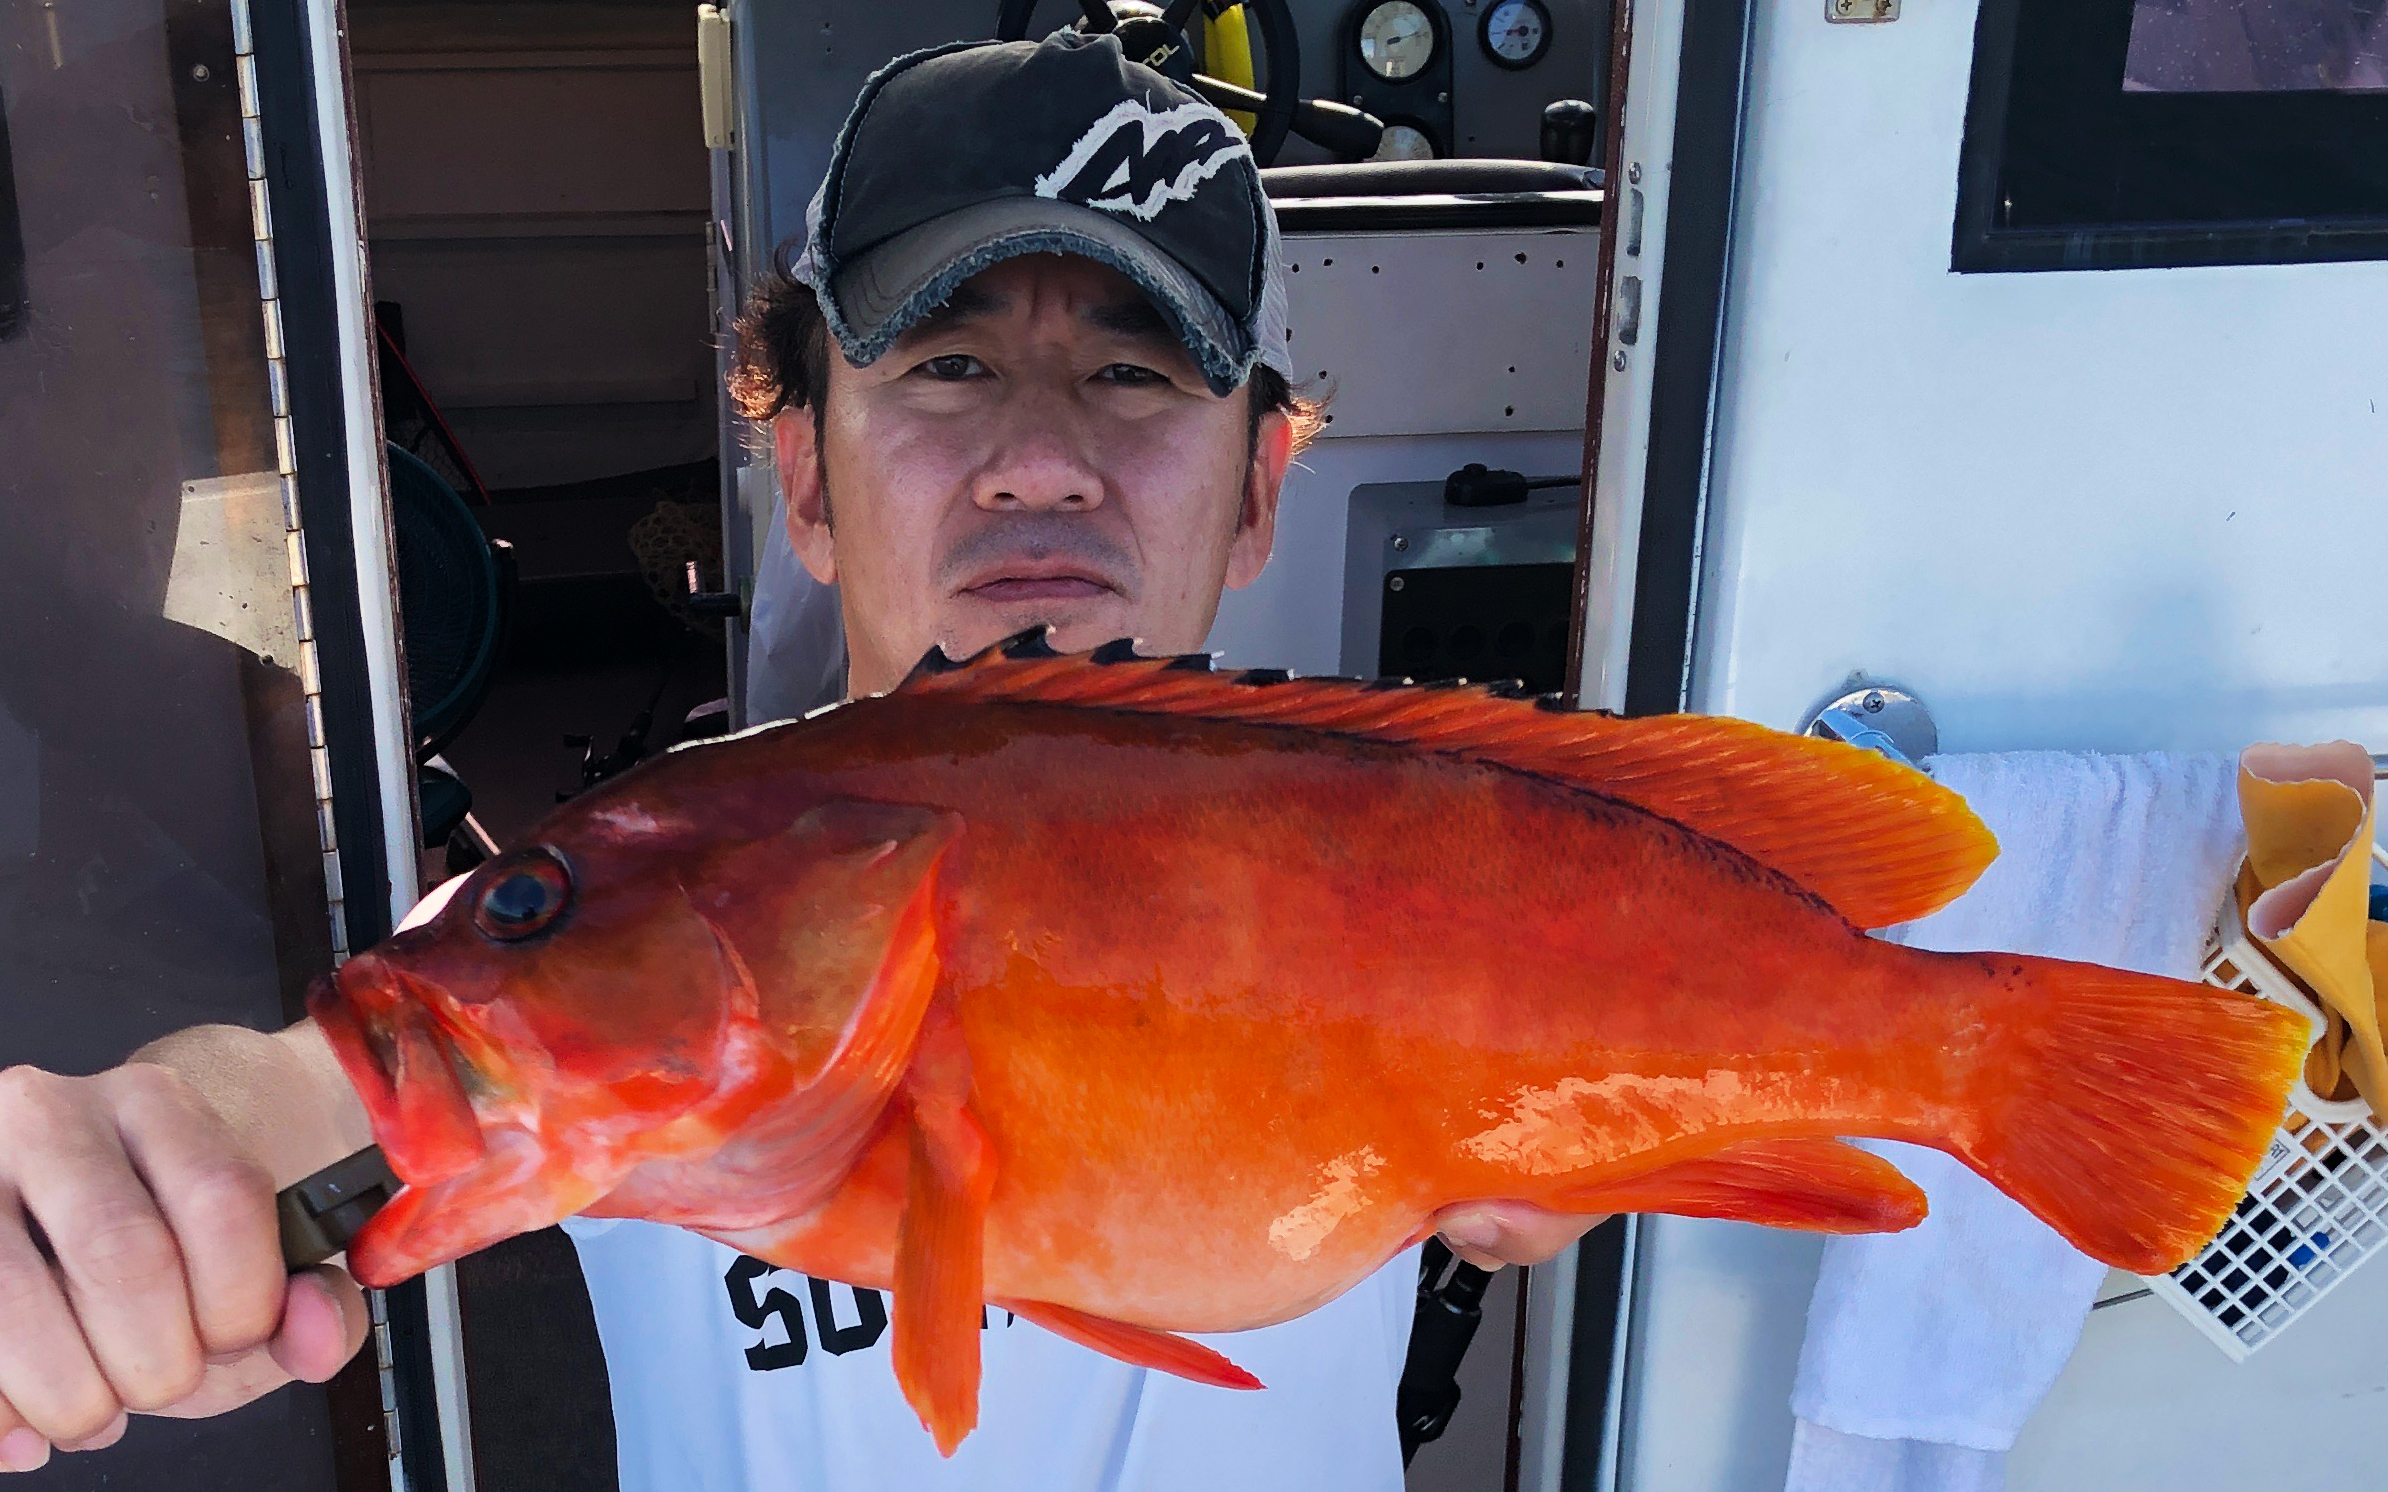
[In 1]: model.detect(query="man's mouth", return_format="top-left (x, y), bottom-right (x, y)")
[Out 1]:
top-left (959, 565), bottom-right (1119, 605)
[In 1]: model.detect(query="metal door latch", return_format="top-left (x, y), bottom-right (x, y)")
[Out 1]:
top-left (1801, 684), bottom-right (1936, 768)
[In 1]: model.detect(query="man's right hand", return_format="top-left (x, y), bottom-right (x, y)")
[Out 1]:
top-left (0, 1022), bottom-right (375, 1474)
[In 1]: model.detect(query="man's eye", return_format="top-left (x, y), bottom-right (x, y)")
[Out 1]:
top-left (1098, 363), bottom-right (1167, 386)
top-left (920, 354), bottom-right (984, 380)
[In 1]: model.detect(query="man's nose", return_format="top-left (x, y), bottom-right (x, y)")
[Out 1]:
top-left (970, 400), bottom-right (1106, 513)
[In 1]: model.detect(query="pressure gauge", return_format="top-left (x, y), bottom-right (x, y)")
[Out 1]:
top-left (1370, 122), bottom-right (1438, 161)
top-left (1357, 0), bottom-right (1437, 81)
top-left (1479, 0), bottom-right (1552, 69)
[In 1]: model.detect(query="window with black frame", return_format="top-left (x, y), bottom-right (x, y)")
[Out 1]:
top-left (1954, 0), bottom-right (2388, 270)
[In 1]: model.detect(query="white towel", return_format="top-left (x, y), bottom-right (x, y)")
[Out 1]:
top-left (1785, 750), bottom-right (2244, 1492)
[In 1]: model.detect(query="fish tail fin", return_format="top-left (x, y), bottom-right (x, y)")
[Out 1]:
top-left (1953, 954), bottom-right (2306, 1274)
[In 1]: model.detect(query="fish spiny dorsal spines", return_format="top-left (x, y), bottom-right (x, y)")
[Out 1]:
top-left (910, 643), bottom-right (966, 678)
top-left (1484, 680), bottom-right (1535, 700)
top-left (1000, 627), bottom-right (1062, 660)
top-left (1090, 638), bottom-right (1147, 665)
top-left (1163, 652), bottom-right (1216, 673)
top-left (1235, 668), bottom-right (1293, 686)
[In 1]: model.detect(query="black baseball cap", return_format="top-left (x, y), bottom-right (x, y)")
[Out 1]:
top-left (788, 31), bottom-right (1293, 397)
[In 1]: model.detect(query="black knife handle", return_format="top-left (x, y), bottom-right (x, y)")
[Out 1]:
top-left (276, 1145), bottom-right (399, 1269)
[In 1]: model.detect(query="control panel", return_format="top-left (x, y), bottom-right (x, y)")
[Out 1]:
top-left (1291, 0), bottom-right (1605, 164)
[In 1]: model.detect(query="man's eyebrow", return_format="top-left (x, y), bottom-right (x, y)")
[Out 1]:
top-left (903, 281), bottom-right (1006, 338)
top-left (1084, 296), bottom-right (1178, 347)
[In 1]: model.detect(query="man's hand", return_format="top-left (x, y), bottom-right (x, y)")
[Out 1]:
top-left (1431, 1201), bottom-right (1613, 1271)
top-left (0, 1024), bottom-right (374, 1473)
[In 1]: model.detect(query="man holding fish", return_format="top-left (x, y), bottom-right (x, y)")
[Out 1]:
top-left (0, 33), bottom-right (1611, 1487)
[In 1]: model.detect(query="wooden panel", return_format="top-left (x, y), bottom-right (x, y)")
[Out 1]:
top-left (357, 58), bottom-right (706, 223)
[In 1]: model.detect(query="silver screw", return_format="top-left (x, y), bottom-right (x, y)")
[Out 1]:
top-left (191, 63), bottom-right (211, 81)
top-left (1862, 691), bottom-right (1886, 713)
top-left (1437, 90), bottom-right (1450, 103)
top-left (1391, 534), bottom-right (1409, 551)
top-left (1628, 162), bottom-right (1643, 184)
top-left (1612, 350), bottom-right (1628, 371)
top-left (1389, 575), bottom-right (1406, 592)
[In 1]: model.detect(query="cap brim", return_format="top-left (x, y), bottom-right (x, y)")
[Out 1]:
top-left (827, 197), bottom-right (1257, 397)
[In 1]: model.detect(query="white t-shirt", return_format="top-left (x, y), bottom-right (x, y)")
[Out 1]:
top-left (564, 1217), bottom-right (1418, 1492)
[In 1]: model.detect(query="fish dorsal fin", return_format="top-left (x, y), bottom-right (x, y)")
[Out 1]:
top-left (893, 630), bottom-right (1995, 930)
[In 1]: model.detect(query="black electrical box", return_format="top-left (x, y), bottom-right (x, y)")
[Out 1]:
top-left (1379, 560), bottom-right (1573, 694)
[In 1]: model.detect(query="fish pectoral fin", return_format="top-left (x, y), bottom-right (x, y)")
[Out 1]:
top-left (701, 797), bottom-right (963, 1089)
top-left (1003, 1300), bottom-right (1264, 1391)
top-left (1554, 1137), bottom-right (1928, 1234)
top-left (891, 1011), bottom-right (995, 1458)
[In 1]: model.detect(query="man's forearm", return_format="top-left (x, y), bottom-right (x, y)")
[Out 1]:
top-left (129, 1019), bottom-right (374, 1190)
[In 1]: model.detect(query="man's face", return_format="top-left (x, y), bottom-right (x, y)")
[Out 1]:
top-left (777, 254), bottom-right (1293, 698)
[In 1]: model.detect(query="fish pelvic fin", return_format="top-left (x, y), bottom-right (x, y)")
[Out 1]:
top-left (1951, 954), bottom-right (2307, 1274)
top-left (892, 635), bottom-right (1993, 930)
top-left (1003, 1300), bottom-right (1264, 1391)
top-left (892, 999), bottom-right (996, 1458)
top-left (1547, 1136), bottom-right (1928, 1234)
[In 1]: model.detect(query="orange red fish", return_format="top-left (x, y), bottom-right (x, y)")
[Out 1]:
top-left (309, 631), bottom-right (2306, 1453)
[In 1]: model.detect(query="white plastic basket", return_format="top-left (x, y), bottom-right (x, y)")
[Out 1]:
top-left (2147, 840), bottom-right (2388, 1359)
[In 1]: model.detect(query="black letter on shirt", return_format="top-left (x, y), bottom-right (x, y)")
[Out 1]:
top-left (809, 1278), bottom-right (889, 1356)
top-left (725, 1255), bottom-right (807, 1371)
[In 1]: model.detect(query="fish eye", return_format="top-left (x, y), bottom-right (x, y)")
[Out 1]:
top-left (472, 849), bottom-right (574, 942)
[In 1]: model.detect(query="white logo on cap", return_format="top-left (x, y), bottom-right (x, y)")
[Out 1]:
top-left (1033, 99), bottom-right (1249, 223)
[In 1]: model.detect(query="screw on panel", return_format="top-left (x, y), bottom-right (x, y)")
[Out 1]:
top-left (1862, 691), bottom-right (1886, 713)
top-left (1392, 534), bottom-right (1410, 551)
top-left (1613, 350), bottom-right (1628, 371)
top-left (1627, 162), bottom-right (1642, 184)
top-left (1389, 576), bottom-right (1407, 592)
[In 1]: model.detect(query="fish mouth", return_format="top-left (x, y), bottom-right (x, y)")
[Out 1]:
top-left (308, 956), bottom-right (490, 1188)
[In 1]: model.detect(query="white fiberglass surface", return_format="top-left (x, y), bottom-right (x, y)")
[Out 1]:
top-left (1616, 0), bottom-right (2388, 1489)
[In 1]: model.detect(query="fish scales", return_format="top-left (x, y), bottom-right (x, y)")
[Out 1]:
top-left (734, 700), bottom-right (1959, 1299)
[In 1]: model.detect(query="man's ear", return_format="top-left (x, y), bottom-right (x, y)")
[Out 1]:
top-left (775, 408), bottom-right (837, 585)
top-left (1225, 408), bottom-right (1294, 592)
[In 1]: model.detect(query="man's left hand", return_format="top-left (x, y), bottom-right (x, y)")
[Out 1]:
top-left (1430, 1202), bottom-right (1612, 1270)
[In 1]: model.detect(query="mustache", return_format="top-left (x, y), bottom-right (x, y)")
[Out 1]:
top-left (938, 515), bottom-right (1138, 595)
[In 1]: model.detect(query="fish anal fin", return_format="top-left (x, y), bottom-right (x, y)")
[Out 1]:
top-left (893, 642), bottom-right (1992, 930)
top-left (1004, 1299), bottom-right (1264, 1392)
top-left (1554, 1136), bottom-right (1928, 1234)
top-left (891, 1003), bottom-right (995, 1458)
